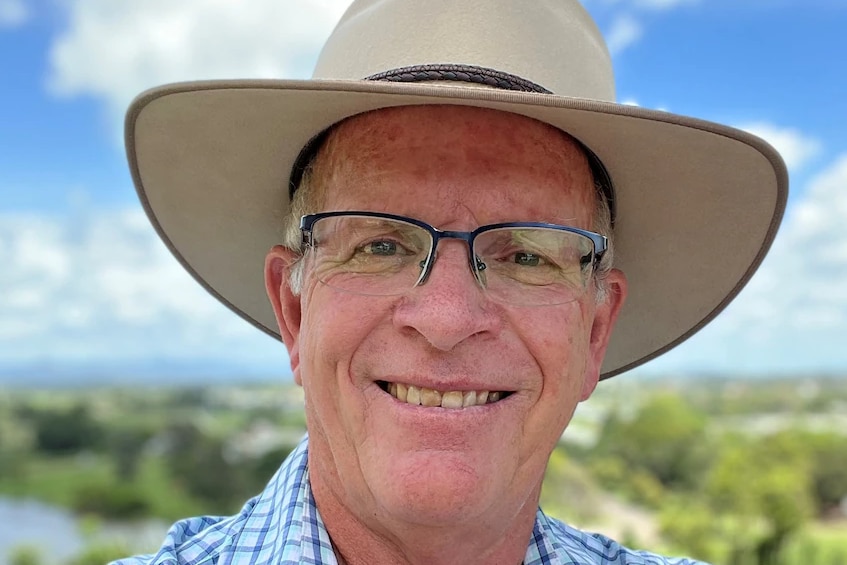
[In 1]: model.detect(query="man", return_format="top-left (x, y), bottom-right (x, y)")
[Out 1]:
top-left (115, 0), bottom-right (787, 563)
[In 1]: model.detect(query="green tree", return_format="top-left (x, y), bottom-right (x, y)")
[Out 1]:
top-left (72, 481), bottom-right (151, 519)
top-left (595, 393), bottom-right (710, 490)
top-left (30, 404), bottom-right (103, 455)
top-left (804, 432), bottom-right (847, 516)
top-left (660, 497), bottom-right (731, 563)
top-left (164, 421), bottom-right (247, 512)
top-left (706, 432), bottom-right (814, 565)
top-left (107, 425), bottom-right (153, 481)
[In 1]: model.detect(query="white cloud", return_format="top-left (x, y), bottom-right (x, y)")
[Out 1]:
top-left (606, 14), bottom-right (644, 56)
top-left (738, 122), bottom-right (822, 172)
top-left (584, 0), bottom-right (700, 59)
top-left (0, 0), bottom-right (28, 28)
top-left (646, 153), bottom-right (847, 374)
top-left (0, 207), bottom-right (283, 367)
top-left (48, 0), bottom-right (351, 125)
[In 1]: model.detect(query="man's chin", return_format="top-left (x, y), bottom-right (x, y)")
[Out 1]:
top-left (364, 450), bottom-right (509, 526)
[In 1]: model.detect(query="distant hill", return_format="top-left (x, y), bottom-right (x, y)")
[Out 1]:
top-left (0, 359), bottom-right (291, 388)
top-left (1, 360), bottom-right (841, 390)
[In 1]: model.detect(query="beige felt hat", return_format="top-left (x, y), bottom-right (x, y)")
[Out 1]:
top-left (125, 0), bottom-right (788, 379)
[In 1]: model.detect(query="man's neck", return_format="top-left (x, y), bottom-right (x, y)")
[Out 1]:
top-left (312, 474), bottom-right (541, 565)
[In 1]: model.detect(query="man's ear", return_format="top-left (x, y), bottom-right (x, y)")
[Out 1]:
top-left (265, 245), bottom-right (303, 385)
top-left (581, 268), bottom-right (628, 400)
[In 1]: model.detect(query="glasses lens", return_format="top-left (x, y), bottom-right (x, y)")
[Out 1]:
top-left (473, 227), bottom-right (595, 306)
top-left (308, 215), bottom-right (432, 296)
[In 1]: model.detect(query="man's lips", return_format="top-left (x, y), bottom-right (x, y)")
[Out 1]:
top-left (377, 381), bottom-right (514, 409)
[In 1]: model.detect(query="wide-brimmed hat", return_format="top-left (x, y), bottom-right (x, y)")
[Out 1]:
top-left (125, 0), bottom-right (787, 379)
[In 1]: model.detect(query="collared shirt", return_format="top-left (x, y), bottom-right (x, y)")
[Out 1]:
top-left (111, 436), bottom-right (708, 565)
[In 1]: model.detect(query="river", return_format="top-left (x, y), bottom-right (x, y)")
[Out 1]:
top-left (0, 498), bottom-right (168, 565)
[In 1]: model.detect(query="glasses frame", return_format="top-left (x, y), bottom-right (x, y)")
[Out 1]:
top-left (300, 211), bottom-right (608, 290)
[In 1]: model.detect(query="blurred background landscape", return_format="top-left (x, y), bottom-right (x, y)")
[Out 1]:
top-left (1, 375), bottom-right (846, 564)
top-left (1, 1), bottom-right (846, 564)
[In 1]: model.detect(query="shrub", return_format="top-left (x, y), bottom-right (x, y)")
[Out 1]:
top-left (72, 482), bottom-right (151, 519)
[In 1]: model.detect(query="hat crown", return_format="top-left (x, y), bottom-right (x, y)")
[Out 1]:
top-left (313, 0), bottom-right (616, 101)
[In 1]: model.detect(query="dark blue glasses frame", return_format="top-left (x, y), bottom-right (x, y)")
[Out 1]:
top-left (300, 211), bottom-right (608, 286)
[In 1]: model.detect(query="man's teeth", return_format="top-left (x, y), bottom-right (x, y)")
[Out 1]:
top-left (386, 382), bottom-right (505, 408)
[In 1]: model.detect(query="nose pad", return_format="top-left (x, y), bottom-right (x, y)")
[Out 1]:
top-left (415, 238), bottom-right (486, 289)
top-left (472, 255), bottom-right (488, 287)
top-left (415, 238), bottom-right (483, 289)
top-left (418, 242), bottom-right (486, 292)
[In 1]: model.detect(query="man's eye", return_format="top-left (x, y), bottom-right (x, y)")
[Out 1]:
top-left (363, 240), bottom-right (398, 256)
top-left (513, 251), bottom-right (544, 267)
top-left (355, 238), bottom-right (421, 257)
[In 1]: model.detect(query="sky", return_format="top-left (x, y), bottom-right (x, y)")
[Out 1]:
top-left (0, 0), bottom-right (845, 382)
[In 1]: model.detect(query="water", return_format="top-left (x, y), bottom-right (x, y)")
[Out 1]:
top-left (0, 498), bottom-right (81, 564)
top-left (0, 498), bottom-right (168, 565)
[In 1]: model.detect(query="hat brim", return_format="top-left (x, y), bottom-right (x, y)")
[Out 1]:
top-left (126, 79), bottom-right (787, 379)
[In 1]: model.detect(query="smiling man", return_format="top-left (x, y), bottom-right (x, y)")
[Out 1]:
top-left (262, 105), bottom-right (626, 564)
top-left (114, 1), bottom-right (787, 564)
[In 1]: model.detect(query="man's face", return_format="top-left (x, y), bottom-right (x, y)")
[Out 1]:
top-left (267, 105), bottom-right (625, 531)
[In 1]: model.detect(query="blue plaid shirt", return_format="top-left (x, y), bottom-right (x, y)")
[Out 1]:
top-left (111, 436), bottom-right (708, 565)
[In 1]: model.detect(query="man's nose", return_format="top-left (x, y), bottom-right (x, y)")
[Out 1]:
top-left (392, 241), bottom-right (502, 351)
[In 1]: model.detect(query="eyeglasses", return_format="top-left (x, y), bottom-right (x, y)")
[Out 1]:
top-left (299, 211), bottom-right (607, 306)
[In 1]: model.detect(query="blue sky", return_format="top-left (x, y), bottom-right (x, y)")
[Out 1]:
top-left (1, 0), bottom-right (846, 381)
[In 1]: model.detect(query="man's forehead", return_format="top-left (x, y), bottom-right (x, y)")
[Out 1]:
top-left (329, 105), bottom-right (586, 156)
top-left (313, 105), bottom-right (594, 193)
top-left (308, 105), bottom-right (597, 226)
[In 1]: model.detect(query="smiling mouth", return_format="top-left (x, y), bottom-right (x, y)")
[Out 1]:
top-left (377, 381), bottom-right (512, 409)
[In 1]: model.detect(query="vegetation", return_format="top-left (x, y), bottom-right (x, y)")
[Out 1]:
top-left (2, 376), bottom-right (846, 564)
